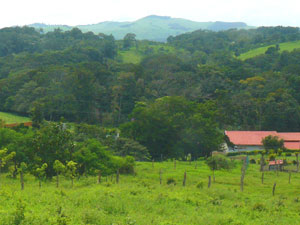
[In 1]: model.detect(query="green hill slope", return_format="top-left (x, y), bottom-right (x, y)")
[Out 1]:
top-left (30, 15), bottom-right (251, 42)
top-left (118, 41), bottom-right (180, 64)
top-left (0, 112), bottom-right (31, 124)
top-left (238, 40), bottom-right (300, 60)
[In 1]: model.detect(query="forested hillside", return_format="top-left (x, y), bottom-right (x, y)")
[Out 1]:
top-left (1, 25), bottom-right (300, 158)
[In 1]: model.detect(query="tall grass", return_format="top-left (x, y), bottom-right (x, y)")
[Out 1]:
top-left (0, 159), bottom-right (299, 224)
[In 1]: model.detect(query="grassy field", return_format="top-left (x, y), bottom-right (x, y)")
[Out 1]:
top-left (238, 40), bottom-right (300, 60)
top-left (0, 158), bottom-right (300, 225)
top-left (118, 42), bottom-right (179, 64)
top-left (0, 112), bottom-right (31, 124)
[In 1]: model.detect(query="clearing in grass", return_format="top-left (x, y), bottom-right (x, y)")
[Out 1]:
top-left (0, 112), bottom-right (31, 124)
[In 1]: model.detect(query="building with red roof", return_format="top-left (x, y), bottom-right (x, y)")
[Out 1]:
top-left (225, 130), bottom-right (300, 152)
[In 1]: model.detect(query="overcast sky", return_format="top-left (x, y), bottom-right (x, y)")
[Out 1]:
top-left (0, 0), bottom-right (299, 28)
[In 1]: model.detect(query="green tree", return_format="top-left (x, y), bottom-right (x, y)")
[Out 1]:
top-left (111, 137), bottom-right (150, 161)
top-left (66, 161), bottom-right (77, 188)
top-left (30, 102), bottom-right (44, 128)
top-left (121, 96), bottom-right (223, 159)
top-left (262, 135), bottom-right (284, 153)
top-left (53, 160), bottom-right (66, 188)
top-left (0, 148), bottom-right (15, 186)
top-left (123, 33), bottom-right (136, 49)
top-left (32, 163), bottom-right (48, 188)
top-left (33, 122), bottom-right (74, 178)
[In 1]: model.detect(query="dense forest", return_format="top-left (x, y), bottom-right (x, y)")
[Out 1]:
top-left (1, 25), bottom-right (300, 161)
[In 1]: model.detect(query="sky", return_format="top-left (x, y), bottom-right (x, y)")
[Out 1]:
top-left (0, 0), bottom-right (300, 28)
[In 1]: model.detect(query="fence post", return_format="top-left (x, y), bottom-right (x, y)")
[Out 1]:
top-left (296, 153), bottom-right (299, 172)
top-left (261, 172), bottom-right (264, 184)
top-left (208, 176), bottom-right (211, 188)
top-left (183, 170), bottom-right (186, 187)
top-left (272, 182), bottom-right (276, 196)
top-left (289, 172), bottom-right (291, 184)
top-left (116, 169), bottom-right (119, 184)
top-left (97, 170), bottom-right (102, 184)
top-left (159, 169), bottom-right (162, 185)
top-left (20, 171), bottom-right (24, 190)
top-left (260, 154), bottom-right (265, 172)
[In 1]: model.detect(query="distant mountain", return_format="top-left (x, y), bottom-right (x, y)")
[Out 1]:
top-left (29, 15), bottom-right (252, 42)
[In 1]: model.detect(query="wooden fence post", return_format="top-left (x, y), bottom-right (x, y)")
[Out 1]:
top-left (261, 172), bottom-right (264, 184)
top-left (183, 170), bottom-right (186, 187)
top-left (296, 153), bottom-right (299, 172)
top-left (159, 169), bottom-right (162, 185)
top-left (289, 172), bottom-right (291, 184)
top-left (240, 172), bottom-right (245, 192)
top-left (260, 154), bottom-right (265, 172)
top-left (116, 169), bottom-right (119, 184)
top-left (208, 176), bottom-right (211, 188)
top-left (272, 182), bottom-right (276, 196)
top-left (97, 171), bottom-right (102, 184)
top-left (174, 159), bottom-right (176, 170)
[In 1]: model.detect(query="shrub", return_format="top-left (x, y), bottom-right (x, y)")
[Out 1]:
top-left (166, 178), bottom-right (176, 185)
top-left (278, 149), bottom-right (283, 156)
top-left (118, 156), bottom-right (135, 174)
top-left (268, 153), bottom-right (276, 161)
top-left (250, 159), bottom-right (256, 164)
top-left (253, 150), bottom-right (260, 155)
top-left (285, 152), bottom-right (292, 157)
top-left (196, 182), bottom-right (204, 189)
top-left (206, 155), bottom-right (235, 171)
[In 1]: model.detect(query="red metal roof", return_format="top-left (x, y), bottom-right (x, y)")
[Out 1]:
top-left (225, 130), bottom-right (300, 150)
top-left (278, 133), bottom-right (300, 141)
top-left (225, 131), bottom-right (278, 146)
top-left (284, 142), bottom-right (300, 150)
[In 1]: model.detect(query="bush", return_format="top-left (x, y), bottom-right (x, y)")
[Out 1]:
top-left (250, 159), bottom-right (256, 164)
top-left (285, 152), bottom-right (292, 157)
top-left (268, 153), bottom-right (276, 161)
top-left (196, 182), bottom-right (204, 189)
top-left (118, 156), bottom-right (135, 174)
top-left (166, 178), bottom-right (176, 185)
top-left (206, 155), bottom-right (235, 171)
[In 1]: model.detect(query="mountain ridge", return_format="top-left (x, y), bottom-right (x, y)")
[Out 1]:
top-left (29, 15), bottom-right (252, 42)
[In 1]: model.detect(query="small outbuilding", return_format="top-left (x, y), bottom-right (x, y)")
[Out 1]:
top-left (269, 160), bottom-right (284, 171)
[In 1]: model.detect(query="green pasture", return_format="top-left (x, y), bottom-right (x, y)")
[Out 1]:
top-left (0, 159), bottom-right (300, 225)
top-left (0, 112), bottom-right (31, 124)
top-left (118, 42), bottom-right (178, 64)
top-left (238, 40), bottom-right (300, 60)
